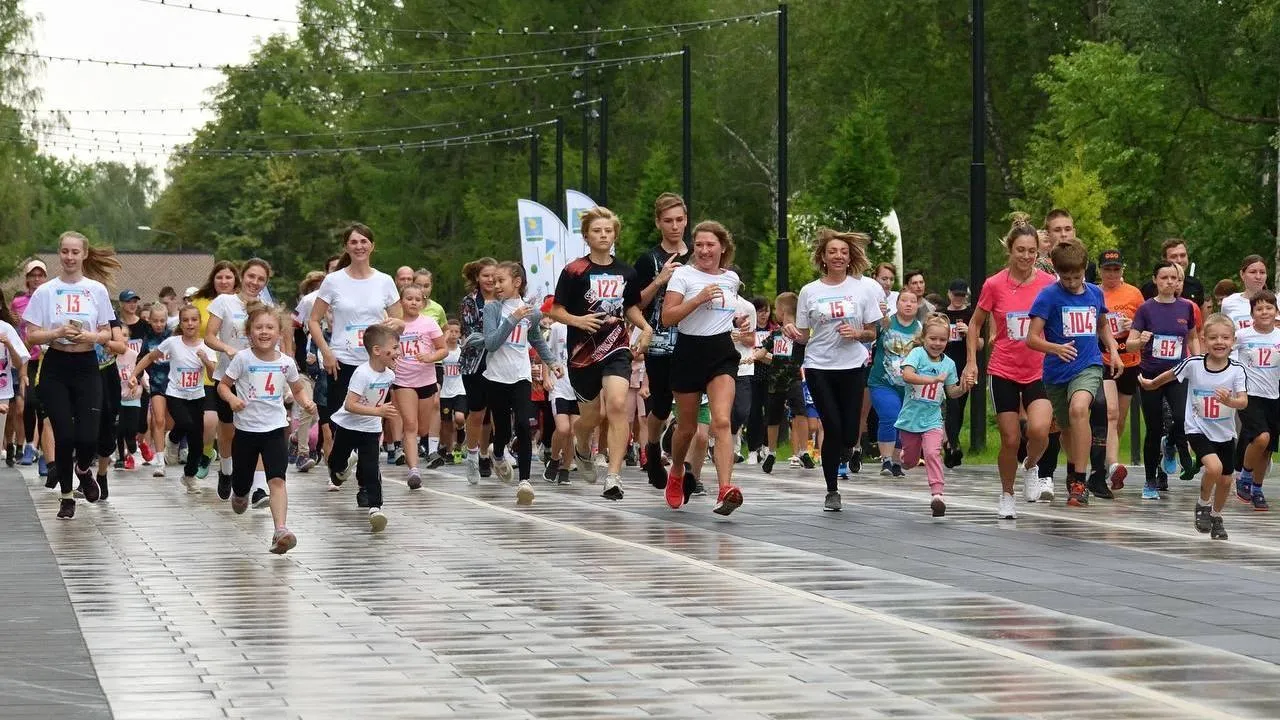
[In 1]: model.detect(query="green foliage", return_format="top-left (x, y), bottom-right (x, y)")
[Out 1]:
top-left (807, 93), bottom-right (900, 247)
top-left (618, 143), bottom-right (680, 262)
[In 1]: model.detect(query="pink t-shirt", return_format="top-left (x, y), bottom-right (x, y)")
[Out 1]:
top-left (393, 315), bottom-right (444, 388)
top-left (10, 294), bottom-right (38, 360)
top-left (977, 268), bottom-right (1056, 384)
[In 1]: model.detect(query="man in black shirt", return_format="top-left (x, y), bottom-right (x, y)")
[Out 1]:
top-left (1139, 238), bottom-right (1207, 308)
top-left (633, 192), bottom-right (691, 488)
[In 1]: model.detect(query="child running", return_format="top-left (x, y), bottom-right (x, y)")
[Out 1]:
top-left (758, 292), bottom-right (807, 474)
top-left (219, 303), bottom-right (314, 553)
top-left (1232, 290), bottom-right (1280, 509)
top-left (438, 319), bottom-right (465, 464)
top-left (132, 305), bottom-right (215, 493)
top-left (898, 314), bottom-right (968, 516)
top-left (543, 318), bottom-right (579, 485)
top-left (391, 284), bottom-right (447, 489)
top-left (138, 303), bottom-right (171, 476)
top-left (1139, 314), bottom-right (1247, 539)
top-left (328, 324), bottom-right (399, 531)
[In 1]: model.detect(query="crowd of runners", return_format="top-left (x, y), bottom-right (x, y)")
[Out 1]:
top-left (0, 195), bottom-right (1276, 552)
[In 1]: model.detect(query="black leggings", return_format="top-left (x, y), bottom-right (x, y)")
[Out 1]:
top-left (487, 379), bottom-right (534, 481)
top-left (731, 375), bottom-right (752, 435)
top-left (38, 350), bottom-right (102, 493)
top-left (116, 405), bottom-right (140, 458)
top-left (804, 367), bottom-right (868, 492)
top-left (23, 361), bottom-right (42, 440)
top-left (167, 396), bottom-right (205, 477)
top-left (329, 426), bottom-right (383, 507)
top-left (98, 365), bottom-right (121, 458)
top-left (1140, 378), bottom-right (1187, 482)
top-left (231, 428), bottom-right (288, 497)
top-left (944, 393), bottom-right (969, 449)
top-left (746, 372), bottom-right (768, 451)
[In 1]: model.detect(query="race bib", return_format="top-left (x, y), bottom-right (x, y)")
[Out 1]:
top-left (400, 333), bottom-right (421, 359)
top-left (948, 324), bottom-right (962, 342)
top-left (910, 380), bottom-right (944, 404)
top-left (361, 382), bottom-right (390, 408)
top-left (531, 362), bottom-right (544, 383)
top-left (1191, 388), bottom-right (1234, 422)
top-left (128, 339), bottom-right (143, 355)
top-left (1005, 311), bottom-right (1031, 341)
top-left (345, 323), bottom-right (370, 350)
top-left (1106, 312), bottom-right (1123, 336)
top-left (711, 283), bottom-right (738, 313)
top-left (444, 362), bottom-right (461, 378)
top-left (1246, 343), bottom-right (1280, 369)
top-left (506, 320), bottom-right (529, 349)
top-left (1151, 335), bottom-right (1184, 361)
top-left (816, 294), bottom-right (858, 326)
top-left (771, 336), bottom-right (793, 358)
top-left (247, 364), bottom-right (285, 401)
top-left (56, 288), bottom-right (92, 323)
top-left (176, 367), bottom-right (202, 389)
top-left (1061, 306), bottom-right (1096, 337)
top-left (229, 312), bottom-right (248, 341)
top-left (591, 275), bottom-right (624, 301)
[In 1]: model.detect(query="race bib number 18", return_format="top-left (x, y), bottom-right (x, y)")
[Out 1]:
top-left (911, 381), bottom-right (943, 404)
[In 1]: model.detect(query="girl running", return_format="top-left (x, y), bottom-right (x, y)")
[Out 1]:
top-left (219, 303), bottom-right (314, 554)
top-left (899, 313), bottom-right (967, 516)
top-left (1220, 255), bottom-right (1269, 332)
top-left (543, 318), bottom-right (578, 485)
top-left (90, 319), bottom-right (128, 498)
top-left (438, 319), bottom-right (465, 463)
top-left (139, 303), bottom-right (171, 477)
top-left (115, 325), bottom-right (142, 473)
top-left (21, 232), bottom-right (119, 519)
top-left (391, 283), bottom-right (447, 489)
top-left (0, 293), bottom-right (31, 453)
top-left (191, 261), bottom-right (240, 480)
top-left (869, 290), bottom-right (923, 477)
top-left (459, 257), bottom-right (498, 484)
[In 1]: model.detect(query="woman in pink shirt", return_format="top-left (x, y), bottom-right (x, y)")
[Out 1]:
top-left (962, 214), bottom-right (1057, 519)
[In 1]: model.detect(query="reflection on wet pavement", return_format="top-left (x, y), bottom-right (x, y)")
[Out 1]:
top-left (15, 458), bottom-right (1280, 719)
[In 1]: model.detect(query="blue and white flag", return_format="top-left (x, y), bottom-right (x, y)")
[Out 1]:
top-left (517, 199), bottom-right (570, 303)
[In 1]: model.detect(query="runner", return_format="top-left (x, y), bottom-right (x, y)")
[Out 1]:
top-left (962, 215), bottom-right (1057, 518)
top-left (547, 207), bottom-right (650, 499)
top-left (411, 269), bottom-right (449, 328)
top-left (191, 261), bottom-right (240, 482)
top-left (11, 259), bottom-right (50, 474)
top-left (437, 319), bottom-right (466, 463)
top-left (391, 283), bottom-right (447, 488)
top-left (1232, 290), bottom-right (1280, 509)
top-left (1220, 255), bottom-right (1269, 332)
top-left (899, 313), bottom-right (968, 516)
top-left (328, 324), bottom-right (398, 529)
top-left (0, 292), bottom-right (31, 469)
top-left (660, 220), bottom-right (745, 515)
top-left (634, 193), bottom-right (690, 489)
top-left (21, 232), bottom-right (119, 519)
top-left (458, 257), bottom-right (497, 483)
top-left (941, 279), bottom-right (976, 467)
top-left (542, 317), bottom-right (578, 485)
top-left (869, 291), bottom-right (923, 478)
top-left (89, 313), bottom-right (127, 499)
top-left (1139, 238), bottom-right (1208, 309)
top-left (1096, 250), bottom-right (1143, 491)
top-left (292, 270), bottom-right (327, 471)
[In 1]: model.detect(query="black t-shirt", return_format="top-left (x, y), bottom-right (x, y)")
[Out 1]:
top-left (942, 306), bottom-right (974, 368)
top-left (553, 256), bottom-right (641, 368)
top-left (126, 318), bottom-right (148, 344)
top-left (634, 243), bottom-right (691, 356)
top-left (1140, 274), bottom-right (1205, 306)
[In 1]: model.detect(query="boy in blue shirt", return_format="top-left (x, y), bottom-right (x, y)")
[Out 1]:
top-left (1028, 241), bottom-right (1124, 507)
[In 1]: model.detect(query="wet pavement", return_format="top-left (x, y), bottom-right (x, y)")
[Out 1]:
top-left (8, 453), bottom-right (1280, 719)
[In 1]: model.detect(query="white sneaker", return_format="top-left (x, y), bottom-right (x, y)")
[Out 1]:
top-left (997, 492), bottom-right (1018, 519)
top-left (515, 480), bottom-right (535, 506)
top-left (1021, 464), bottom-right (1040, 502)
top-left (789, 455), bottom-right (802, 468)
top-left (152, 455), bottom-right (166, 478)
top-left (181, 476), bottom-right (200, 494)
top-left (334, 455), bottom-right (355, 485)
top-left (1038, 477), bottom-right (1055, 502)
top-left (575, 451), bottom-right (599, 484)
top-left (164, 439), bottom-right (181, 467)
top-left (493, 456), bottom-right (513, 483)
top-left (464, 454), bottom-right (480, 485)
top-left (369, 508), bottom-right (387, 532)
top-left (601, 473), bottom-right (623, 501)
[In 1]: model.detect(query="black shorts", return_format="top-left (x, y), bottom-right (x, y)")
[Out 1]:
top-left (392, 382), bottom-right (439, 400)
top-left (1239, 395), bottom-right (1280, 452)
top-left (440, 394), bottom-right (467, 416)
top-left (215, 384), bottom-right (237, 424)
top-left (569, 351), bottom-right (631, 402)
top-left (461, 373), bottom-right (489, 412)
top-left (990, 375), bottom-right (1048, 415)
top-left (670, 333), bottom-right (738, 394)
top-left (1112, 365), bottom-right (1140, 396)
top-left (765, 381), bottom-right (806, 425)
top-left (644, 353), bottom-right (676, 421)
top-left (203, 384), bottom-right (220, 413)
top-left (1186, 433), bottom-right (1236, 470)
top-left (553, 397), bottom-right (580, 416)
top-left (231, 427), bottom-right (289, 496)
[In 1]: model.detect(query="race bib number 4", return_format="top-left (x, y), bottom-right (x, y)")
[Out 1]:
top-left (910, 380), bottom-right (944, 404)
top-left (247, 365), bottom-right (284, 401)
top-left (1152, 335), bottom-right (1184, 361)
top-left (1005, 311), bottom-right (1031, 341)
top-left (1192, 388), bottom-right (1233, 422)
top-left (1061, 306), bottom-right (1096, 337)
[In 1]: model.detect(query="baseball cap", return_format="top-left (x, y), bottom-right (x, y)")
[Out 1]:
top-left (183, 286), bottom-right (199, 298)
top-left (23, 259), bottom-right (46, 275)
top-left (1098, 249), bottom-right (1123, 268)
top-left (947, 278), bottom-right (969, 294)
top-left (119, 290), bottom-right (140, 302)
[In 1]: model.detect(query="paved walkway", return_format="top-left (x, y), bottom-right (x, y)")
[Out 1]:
top-left (9, 453), bottom-right (1280, 719)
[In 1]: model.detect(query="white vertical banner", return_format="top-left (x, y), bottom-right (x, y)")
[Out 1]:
top-left (564, 189), bottom-right (600, 261)
top-left (517, 199), bottom-right (570, 303)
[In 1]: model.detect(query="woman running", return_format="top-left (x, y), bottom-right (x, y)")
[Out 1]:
top-left (458, 257), bottom-right (498, 484)
top-left (90, 315), bottom-right (128, 498)
top-left (962, 215), bottom-right (1057, 519)
top-left (191, 261), bottom-right (240, 480)
top-left (21, 232), bottom-right (119, 519)
top-left (1096, 250), bottom-right (1144, 491)
top-left (660, 221), bottom-right (746, 515)
top-left (784, 230), bottom-right (883, 510)
top-left (1220, 255), bottom-right (1269, 332)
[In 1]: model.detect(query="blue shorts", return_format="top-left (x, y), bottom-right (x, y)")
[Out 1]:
top-left (801, 381), bottom-right (820, 419)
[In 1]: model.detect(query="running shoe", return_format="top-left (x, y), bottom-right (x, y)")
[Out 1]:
top-left (1180, 461), bottom-right (1200, 482)
top-left (296, 455), bottom-right (317, 472)
top-left (231, 494), bottom-right (249, 514)
top-left (5, 443), bottom-right (14, 466)
top-left (406, 467), bottom-right (422, 490)
top-left (464, 454), bottom-right (480, 485)
top-left (218, 472), bottom-right (233, 500)
top-left (1021, 465), bottom-right (1040, 502)
top-left (251, 489), bottom-right (270, 508)
top-left (556, 468), bottom-right (570, 485)
top-left (195, 452), bottom-right (211, 479)
top-left (332, 455), bottom-right (354, 485)
top-left (644, 442), bottom-right (666, 489)
top-left (1066, 480), bottom-right (1088, 506)
top-left (543, 458), bottom-right (560, 484)
top-left (493, 455), bottom-right (513, 483)
top-left (837, 463), bottom-right (849, 481)
top-left (392, 447), bottom-right (406, 466)
top-left (1086, 473), bottom-right (1114, 500)
top-left (849, 447), bottom-right (862, 474)
top-left (890, 463), bottom-right (905, 478)
top-left (113, 457), bottom-right (124, 471)
top-left (624, 444), bottom-right (638, 467)
top-left (384, 446), bottom-right (395, 464)
top-left (164, 439), bottom-right (180, 468)
top-left (1108, 463), bottom-right (1126, 490)
top-left (20, 444), bottom-right (35, 466)
top-left (269, 528), bottom-right (297, 554)
top-left (660, 421), bottom-right (675, 455)
top-left (77, 467), bottom-right (100, 503)
top-left (799, 453), bottom-right (815, 469)
top-left (942, 444), bottom-right (959, 469)
top-left (425, 451), bottom-right (445, 470)
top-left (997, 493), bottom-right (1017, 519)
top-left (1037, 477), bottom-right (1055, 502)
top-left (1210, 515), bottom-right (1228, 540)
top-left (1194, 504), bottom-right (1212, 533)
top-left (38, 455), bottom-right (49, 480)
top-left (1141, 484), bottom-right (1161, 500)
top-left (1157, 471), bottom-right (1169, 492)
top-left (1237, 476), bottom-right (1253, 504)
top-left (1252, 487), bottom-right (1269, 511)
top-left (931, 494), bottom-right (946, 517)
top-left (124, 454), bottom-right (137, 471)
top-left (152, 455), bottom-right (166, 478)
top-left (880, 459), bottom-right (893, 477)
top-left (690, 477), bottom-right (706, 497)
top-left (823, 491), bottom-right (842, 512)
top-left (478, 455), bottom-right (493, 478)
top-left (762, 451), bottom-right (776, 474)
top-left (789, 455), bottom-right (802, 468)
top-left (1160, 436), bottom-right (1178, 475)
top-left (181, 476), bottom-right (200, 494)
top-left (179, 445), bottom-right (188, 465)
top-left (139, 440), bottom-right (154, 463)
top-left (575, 451), bottom-right (599, 484)
top-left (98, 475), bottom-right (108, 501)
top-left (602, 473), bottom-right (624, 501)
top-left (712, 485), bottom-right (743, 516)
top-left (57, 498), bottom-right (75, 520)
top-left (664, 470), bottom-right (684, 509)
top-left (516, 481), bottom-right (536, 506)
top-left (369, 508), bottom-right (388, 532)
top-left (356, 486), bottom-right (369, 508)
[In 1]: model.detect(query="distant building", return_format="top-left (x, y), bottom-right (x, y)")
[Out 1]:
top-left (3, 250), bottom-right (216, 304)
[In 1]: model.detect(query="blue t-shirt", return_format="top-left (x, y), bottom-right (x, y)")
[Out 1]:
top-left (1029, 281), bottom-right (1105, 385)
top-left (895, 346), bottom-right (957, 433)
top-left (868, 315), bottom-right (922, 389)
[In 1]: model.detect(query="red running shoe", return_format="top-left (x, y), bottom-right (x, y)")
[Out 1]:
top-left (664, 471), bottom-right (684, 509)
top-left (1109, 463), bottom-right (1127, 490)
top-left (124, 454), bottom-right (136, 471)
top-left (139, 440), bottom-right (155, 463)
top-left (713, 485), bottom-right (743, 516)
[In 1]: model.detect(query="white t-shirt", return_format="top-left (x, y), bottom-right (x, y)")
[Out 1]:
top-left (734, 296), bottom-right (757, 377)
top-left (439, 347), bottom-right (464, 399)
top-left (166, 313), bottom-right (180, 331)
top-left (295, 290), bottom-right (319, 333)
top-left (158, 336), bottom-right (212, 400)
top-left (222, 351), bottom-right (300, 433)
top-left (331, 361), bottom-right (394, 434)
top-left (208, 293), bottom-right (264, 380)
top-left (666, 265), bottom-right (740, 336)
top-left (547, 322), bottom-right (576, 402)
top-left (1221, 293), bottom-right (1253, 331)
top-left (315, 269), bottom-right (398, 366)
top-left (0, 320), bottom-right (31, 402)
top-left (483, 299), bottom-right (536, 385)
top-left (1233, 326), bottom-right (1280, 400)
top-left (1175, 356), bottom-right (1248, 442)
top-left (797, 275), bottom-right (883, 370)
top-left (21, 276), bottom-right (115, 347)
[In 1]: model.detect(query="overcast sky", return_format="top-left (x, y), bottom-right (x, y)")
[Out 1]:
top-left (25, 0), bottom-right (298, 174)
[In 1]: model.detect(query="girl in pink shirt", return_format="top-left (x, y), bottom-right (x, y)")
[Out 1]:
top-left (391, 284), bottom-right (447, 488)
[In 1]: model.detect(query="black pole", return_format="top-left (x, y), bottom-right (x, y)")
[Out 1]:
top-left (581, 74), bottom-right (590, 191)
top-left (682, 45), bottom-right (692, 225)
top-left (529, 132), bottom-right (540, 202)
top-left (598, 96), bottom-right (609, 205)
top-left (555, 116), bottom-right (565, 219)
top-left (968, 0), bottom-right (987, 453)
top-left (776, 4), bottom-right (789, 292)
